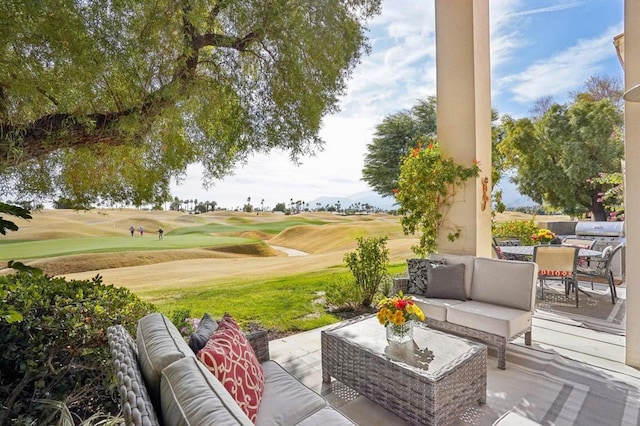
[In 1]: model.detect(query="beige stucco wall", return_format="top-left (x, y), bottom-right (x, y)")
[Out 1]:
top-left (434, 0), bottom-right (492, 257)
top-left (624, 0), bottom-right (640, 368)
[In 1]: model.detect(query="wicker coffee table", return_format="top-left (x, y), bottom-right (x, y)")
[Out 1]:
top-left (321, 315), bottom-right (486, 425)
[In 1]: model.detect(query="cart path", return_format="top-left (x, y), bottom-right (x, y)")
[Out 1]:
top-left (269, 245), bottom-right (309, 257)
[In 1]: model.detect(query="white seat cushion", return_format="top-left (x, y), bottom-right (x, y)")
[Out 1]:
top-left (446, 301), bottom-right (532, 338)
top-left (410, 294), bottom-right (464, 322)
top-left (471, 257), bottom-right (537, 311)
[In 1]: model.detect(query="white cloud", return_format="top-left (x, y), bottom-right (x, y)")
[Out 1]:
top-left (505, 25), bottom-right (622, 104)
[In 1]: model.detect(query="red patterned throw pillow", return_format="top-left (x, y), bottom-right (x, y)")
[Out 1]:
top-left (197, 314), bottom-right (265, 422)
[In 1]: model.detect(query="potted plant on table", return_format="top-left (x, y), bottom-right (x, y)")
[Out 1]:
top-left (376, 292), bottom-right (425, 344)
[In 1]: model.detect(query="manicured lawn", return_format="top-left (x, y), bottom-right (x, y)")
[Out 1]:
top-left (143, 263), bottom-right (407, 333)
top-left (0, 234), bottom-right (256, 260)
top-left (169, 217), bottom-right (329, 236)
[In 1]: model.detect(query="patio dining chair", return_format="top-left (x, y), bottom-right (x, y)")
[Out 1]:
top-left (576, 243), bottom-right (623, 304)
top-left (493, 236), bottom-right (523, 260)
top-left (533, 245), bottom-right (580, 308)
top-left (561, 237), bottom-right (597, 250)
top-left (493, 236), bottom-right (522, 246)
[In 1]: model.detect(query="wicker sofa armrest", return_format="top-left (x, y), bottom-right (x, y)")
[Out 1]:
top-left (246, 329), bottom-right (270, 362)
top-left (392, 276), bottom-right (409, 294)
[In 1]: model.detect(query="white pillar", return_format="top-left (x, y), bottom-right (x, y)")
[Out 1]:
top-left (624, 0), bottom-right (640, 368)
top-left (435, 0), bottom-right (492, 257)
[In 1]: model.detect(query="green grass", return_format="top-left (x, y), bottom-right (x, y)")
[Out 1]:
top-left (145, 263), bottom-right (408, 333)
top-left (0, 234), bottom-right (256, 260)
top-left (168, 217), bottom-right (328, 236)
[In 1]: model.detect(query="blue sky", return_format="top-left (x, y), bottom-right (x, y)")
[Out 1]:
top-left (171, 0), bottom-right (625, 210)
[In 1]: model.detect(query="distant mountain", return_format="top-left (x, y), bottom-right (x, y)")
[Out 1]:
top-left (496, 176), bottom-right (537, 208)
top-left (308, 178), bottom-right (536, 212)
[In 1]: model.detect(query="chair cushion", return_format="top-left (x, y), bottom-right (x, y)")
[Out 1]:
top-left (428, 254), bottom-right (476, 298)
top-left (410, 294), bottom-right (464, 322)
top-left (256, 360), bottom-right (330, 425)
top-left (425, 263), bottom-right (466, 300)
top-left (198, 314), bottom-right (265, 423)
top-left (188, 313), bottom-right (219, 354)
top-left (447, 300), bottom-right (532, 338)
top-left (471, 257), bottom-right (537, 311)
top-left (160, 356), bottom-right (253, 425)
top-left (136, 313), bottom-right (194, 404)
top-left (107, 325), bottom-right (160, 426)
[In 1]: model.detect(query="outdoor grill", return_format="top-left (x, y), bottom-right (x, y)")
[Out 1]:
top-left (574, 221), bottom-right (626, 280)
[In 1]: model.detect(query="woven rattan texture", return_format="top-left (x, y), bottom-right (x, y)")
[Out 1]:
top-left (321, 317), bottom-right (486, 425)
top-left (245, 329), bottom-right (270, 363)
top-left (107, 325), bottom-right (160, 426)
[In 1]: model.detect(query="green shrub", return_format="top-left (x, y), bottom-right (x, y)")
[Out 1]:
top-left (493, 219), bottom-right (539, 246)
top-left (0, 273), bottom-right (155, 424)
top-left (343, 236), bottom-right (390, 307)
top-left (325, 276), bottom-right (362, 311)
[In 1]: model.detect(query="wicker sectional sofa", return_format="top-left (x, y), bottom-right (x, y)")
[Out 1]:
top-left (107, 312), bottom-right (354, 425)
top-left (394, 254), bottom-right (538, 369)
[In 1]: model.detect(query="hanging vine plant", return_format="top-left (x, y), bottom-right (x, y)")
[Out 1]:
top-left (394, 140), bottom-right (481, 257)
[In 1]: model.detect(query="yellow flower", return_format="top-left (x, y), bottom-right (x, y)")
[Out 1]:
top-left (376, 292), bottom-right (427, 327)
top-left (376, 308), bottom-right (390, 324)
top-left (391, 310), bottom-right (406, 325)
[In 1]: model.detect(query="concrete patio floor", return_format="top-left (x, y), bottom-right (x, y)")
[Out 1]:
top-left (268, 282), bottom-right (639, 425)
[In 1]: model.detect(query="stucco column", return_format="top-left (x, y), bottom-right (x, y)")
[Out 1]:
top-left (434, 0), bottom-right (492, 256)
top-left (624, 0), bottom-right (640, 368)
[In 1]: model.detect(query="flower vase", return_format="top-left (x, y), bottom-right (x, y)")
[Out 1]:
top-left (386, 321), bottom-right (413, 344)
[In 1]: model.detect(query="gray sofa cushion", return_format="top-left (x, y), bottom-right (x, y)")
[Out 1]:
top-left (136, 313), bottom-right (194, 403)
top-left (471, 257), bottom-right (537, 311)
top-left (188, 313), bottom-right (218, 353)
top-left (256, 360), bottom-right (329, 426)
top-left (107, 325), bottom-right (160, 426)
top-left (425, 263), bottom-right (466, 300)
top-left (429, 254), bottom-right (476, 298)
top-left (160, 356), bottom-right (253, 425)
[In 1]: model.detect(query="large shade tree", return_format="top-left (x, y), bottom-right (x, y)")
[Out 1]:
top-left (500, 93), bottom-right (624, 220)
top-left (0, 0), bottom-right (382, 206)
top-left (362, 97), bottom-right (438, 197)
top-left (362, 96), bottom-right (505, 200)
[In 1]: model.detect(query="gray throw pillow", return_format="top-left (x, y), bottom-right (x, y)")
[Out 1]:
top-left (425, 263), bottom-right (466, 300)
top-left (188, 313), bottom-right (219, 354)
top-left (407, 258), bottom-right (445, 294)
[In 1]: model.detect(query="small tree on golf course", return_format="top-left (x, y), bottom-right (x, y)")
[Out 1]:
top-left (343, 236), bottom-right (390, 307)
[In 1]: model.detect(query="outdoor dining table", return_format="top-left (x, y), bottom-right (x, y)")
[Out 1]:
top-left (498, 245), bottom-right (602, 261)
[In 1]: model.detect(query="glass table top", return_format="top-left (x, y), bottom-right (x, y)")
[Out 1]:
top-left (326, 316), bottom-right (484, 377)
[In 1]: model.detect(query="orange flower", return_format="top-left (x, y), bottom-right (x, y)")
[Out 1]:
top-left (427, 142), bottom-right (434, 149)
